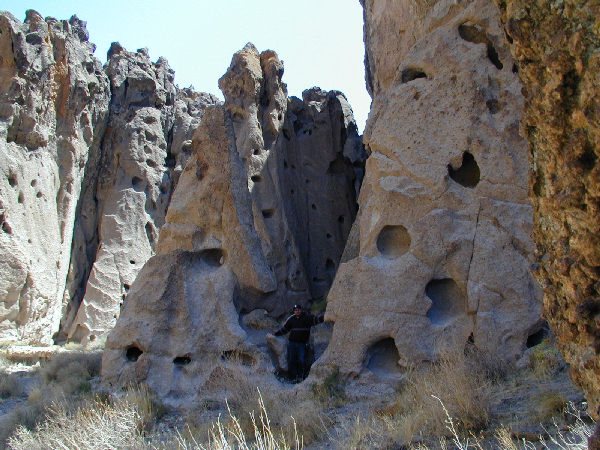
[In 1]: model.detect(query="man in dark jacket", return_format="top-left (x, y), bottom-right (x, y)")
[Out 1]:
top-left (270, 304), bottom-right (324, 382)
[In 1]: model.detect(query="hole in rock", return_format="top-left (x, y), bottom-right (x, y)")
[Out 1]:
top-left (132, 176), bottom-right (144, 190)
top-left (253, 148), bottom-right (260, 155)
top-left (283, 160), bottom-right (288, 169)
top-left (18, 192), bottom-right (24, 203)
top-left (251, 175), bottom-right (261, 183)
top-left (512, 63), bottom-right (518, 74)
top-left (129, 260), bottom-right (136, 265)
top-left (145, 222), bottom-right (155, 244)
top-left (526, 327), bottom-right (548, 348)
top-left (89, 335), bottom-right (96, 342)
top-left (311, 203), bottom-right (317, 210)
top-left (458, 23), bottom-right (503, 70)
top-left (326, 233), bottom-right (332, 239)
top-left (425, 278), bottom-right (466, 326)
top-left (201, 248), bottom-right (224, 267)
top-left (165, 154), bottom-right (176, 168)
top-left (126, 346), bottom-right (143, 362)
top-left (262, 209), bottom-right (274, 219)
top-left (486, 99), bottom-right (500, 114)
top-left (401, 68), bottom-right (427, 83)
top-left (376, 225), bottom-right (411, 258)
top-left (8, 173), bottom-right (17, 187)
top-left (448, 152), bottom-right (480, 188)
top-left (467, 333), bottom-right (475, 345)
top-left (337, 215), bottom-right (345, 224)
top-left (577, 144), bottom-right (597, 172)
top-left (30, 179), bottom-right (37, 187)
top-left (365, 338), bottom-right (403, 376)
top-left (36, 191), bottom-right (42, 198)
top-left (173, 356), bottom-right (191, 366)
top-left (290, 189), bottom-right (294, 195)
top-left (123, 284), bottom-right (130, 291)
top-left (221, 350), bottom-right (255, 366)
top-left (2, 220), bottom-right (12, 234)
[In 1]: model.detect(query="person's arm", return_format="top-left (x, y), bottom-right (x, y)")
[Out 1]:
top-left (273, 317), bottom-right (291, 336)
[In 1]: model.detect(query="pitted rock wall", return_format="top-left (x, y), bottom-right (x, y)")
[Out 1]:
top-left (0, 10), bottom-right (218, 344)
top-left (102, 44), bottom-right (365, 406)
top-left (317, 0), bottom-right (543, 377)
top-left (0, 11), bottom-right (110, 343)
top-left (63, 44), bottom-right (219, 344)
top-left (494, 0), bottom-right (600, 418)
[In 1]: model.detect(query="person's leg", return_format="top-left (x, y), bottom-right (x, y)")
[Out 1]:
top-left (287, 342), bottom-right (299, 381)
top-left (297, 343), bottom-right (306, 380)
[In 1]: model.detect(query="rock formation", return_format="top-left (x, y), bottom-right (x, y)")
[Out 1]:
top-left (493, 0), bottom-right (600, 419)
top-left (0, 10), bottom-right (217, 344)
top-left (0, 11), bottom-right (109, 343)
top-left (315, 0), bottom-right (543, 377)
top-left (101, 44), bottom-right (364, 406)
top-left (62, 44), bottom-right (219, 344)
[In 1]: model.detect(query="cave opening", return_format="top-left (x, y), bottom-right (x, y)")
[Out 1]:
top-left (448, 152), bottom-right (480, 188)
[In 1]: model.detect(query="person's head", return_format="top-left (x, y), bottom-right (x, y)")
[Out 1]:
top-left (293, 304), bottom-right (302, 317)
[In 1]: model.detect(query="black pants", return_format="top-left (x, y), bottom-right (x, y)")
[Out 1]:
top-left (287, 341), bottom-right (307, 381)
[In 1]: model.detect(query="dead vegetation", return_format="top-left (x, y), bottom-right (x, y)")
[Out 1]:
top-left (0, 337), bottom-right (595, 449)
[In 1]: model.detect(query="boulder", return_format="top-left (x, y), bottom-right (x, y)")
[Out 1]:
top-left (316, 0), bottom-right (542, 377)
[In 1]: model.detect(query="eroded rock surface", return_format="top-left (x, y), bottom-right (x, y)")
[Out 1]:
top-left (0, 10), bottom-right (218, 344)
top-left (63, 44), bottom-right (218, 344)
top-left (102, 44), bottom-right (364, 407)
top-left (494, 0), bottom-right (600, 418)
top-left (0, 11), bottom-right (110, 343)
top-left (316, 0), bottom-right (542, 377)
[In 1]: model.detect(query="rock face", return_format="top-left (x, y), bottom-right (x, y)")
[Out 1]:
top-left (316, 0), bottom-right (543, 377)
top-left (102, 44), bottom-right (364, 406)
top-left (0, 11), bottom-right (109, 343)
top-left (0, 11), bottom-right (218, 344)
top-left (493, 0), bottom-right (600, 418)
top-left (62, 44), bottom-right (218, 344)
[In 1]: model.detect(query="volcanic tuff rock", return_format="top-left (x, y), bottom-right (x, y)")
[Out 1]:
top-left (315, 0), bottom-right (543, 377)
top-left (494, 0), bottom-right (600, 419)
top-left (0, 10), bottom-right (218, 344)
top-left (63, 44), bottom-right (219, 344)
top-left (102, 44), bottom-right (364, 406)
top-left (0, 11), bottom-right (109, 343)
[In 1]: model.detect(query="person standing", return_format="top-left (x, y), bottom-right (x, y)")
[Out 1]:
top-left (269, 304), bottom-right (324, 382)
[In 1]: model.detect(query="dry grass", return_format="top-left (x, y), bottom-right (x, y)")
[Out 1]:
top-left (7, 396), bottom-right (144, 449)
top-left (0, 351), bottom-right (102, 446)
top-left (337, 349), bottom-right (494, 448)
top-left (199, 362), bottom-right (327, 447)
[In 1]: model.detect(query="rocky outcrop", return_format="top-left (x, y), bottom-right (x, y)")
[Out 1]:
top-left (0, 11), bottom-right (109, 343)
top-left (316, 0), bottom-right (542, 377)
top-left (494, 0), bottom-right (600, 418)
top-left (0, 10), bottom-right (218, 344)
top-left (62, 45), bottom-right (218, 344)
top-left (102, 44), bottom-right (364, 406)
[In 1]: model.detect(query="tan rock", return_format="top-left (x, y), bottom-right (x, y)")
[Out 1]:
top-left (317, 0), bottom-right (542, 377)
top-left (102, 45), bottom-right (365, 405)
top-left (0, 12), bottom-right (110, 343)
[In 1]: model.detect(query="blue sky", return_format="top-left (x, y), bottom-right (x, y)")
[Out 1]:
top-left (3, 1), bottom-right (371, 132)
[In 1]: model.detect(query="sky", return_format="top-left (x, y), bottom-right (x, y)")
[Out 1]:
top-left (2, 0), bottom-right (371, 132)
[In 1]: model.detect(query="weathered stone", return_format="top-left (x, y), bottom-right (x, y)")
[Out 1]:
top-left (316, 0), bottom-right (542, 378)
top-left (63, 45), bottom-right (219, 345)
top-left (494, 0), bottom-right (600, 418)
top-left (0, 11), bottom-right (110, 344)
top-left (102, 45), bottom-right (365, 406)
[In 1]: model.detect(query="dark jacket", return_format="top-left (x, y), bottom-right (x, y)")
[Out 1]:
top-left (274, 312), bottom-right (324, 343)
